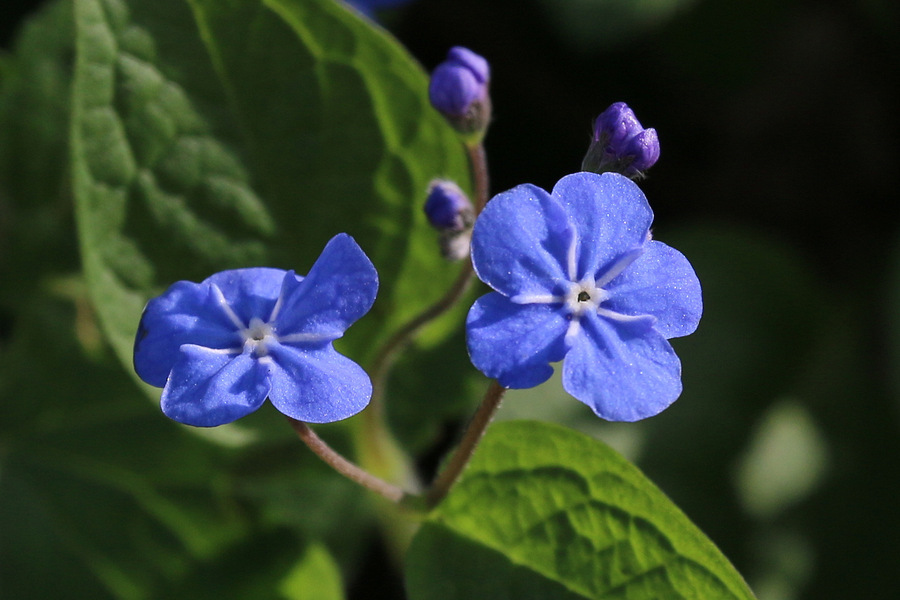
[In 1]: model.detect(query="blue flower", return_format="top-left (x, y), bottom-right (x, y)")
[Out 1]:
top-left (133, 234), bottom-right (378, 427)
top-left (465, 172), bottom-right (702, 421)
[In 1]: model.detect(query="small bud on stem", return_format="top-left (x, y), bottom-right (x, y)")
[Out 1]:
top-left (582, 102), bottom-right (659, 179)
top-left (429, 47), bottom-right (492, 137)
top-left (424, 179), bottom-right (475, 261)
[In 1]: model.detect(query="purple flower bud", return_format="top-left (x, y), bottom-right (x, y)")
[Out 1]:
top-left (424, 179), bottom-right (475, 261)
top-left (624, 128), bottom-right (660, 172)
top-left (424, 180), bottom-right (474, 231)
top-left (428, 47), bottom-right (491, 134)
top-left (582, 102), bottom-right (660, 179)
top-left (593, 102), bottom-right (642, 148)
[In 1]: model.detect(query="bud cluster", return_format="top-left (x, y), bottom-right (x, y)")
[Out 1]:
top-left (582, 102), bottom-right (659, 179)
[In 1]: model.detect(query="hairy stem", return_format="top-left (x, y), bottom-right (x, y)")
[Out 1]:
top-left (425, 380), bottom-right (506, 508)
top-left (467, 142), bottom-right (490, 212)
top-left (287, 417), bottom-right (408, 504)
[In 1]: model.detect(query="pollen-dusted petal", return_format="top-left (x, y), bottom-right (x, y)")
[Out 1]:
top-left (160, 345), bottom-right (271, 427)
top-left (273, 234), bottom-right (378, 340)
top-left (205, 267), bottom-right (287, 325)
top-left (470, 184), bottom-right (572, 299)
top-left (134, 280), bottom-right (242, 388)
top-left (603, 240), bottom-right (702, 339)
top-left (552, 172), bottom-right (653, 281)
top-left (466, 292), bottom-right (569, 389)
top-left (266, 341), bottom-right (371, 423)
top-left (562, 312), bottom-right (682, 422)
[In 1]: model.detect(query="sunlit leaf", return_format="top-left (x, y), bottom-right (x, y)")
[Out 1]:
top-left (407, 420), bottom-right (757, 599)
top-left (69, 0), bottom-right (470, 382)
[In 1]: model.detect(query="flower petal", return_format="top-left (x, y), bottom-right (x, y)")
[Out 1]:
top-left (205, 267), bottom-right (287, 325)
top-left (266, 341), bottom-right (371, 423)
top-left (134, 281), bottom-right (242, 387)
top-left (562, 312), bottom-right (682, 421)
top-left (466, 292), bottom-right (569, 388)
top-left (552, 172), bottom-right (653, 281)
top-left (604, 240), bottom-right (703, 338)
top-left (273, 234), bottom-right (378, 340)
top-left (160, 346), bottom-right (270, 427)
top-left (471, 184), bottom-right (573, 298)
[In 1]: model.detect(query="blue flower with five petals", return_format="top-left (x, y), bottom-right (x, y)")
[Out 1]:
top-left (466, 172), bottom-right (702, 421)
top-left (133, 233), bottom-right (378, 427)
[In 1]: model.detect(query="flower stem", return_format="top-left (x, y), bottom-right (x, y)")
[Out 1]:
top-left (287, 417), bottom-right (408, 504)
top-left (467, 141), bottom-right (490, 212)
top-left (425, 380), bottom-right (506, 508)
top-left (367, 141), bottom-right (490, 404)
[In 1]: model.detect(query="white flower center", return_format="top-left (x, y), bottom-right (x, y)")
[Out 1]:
top-left (241, 317), bottom-right (276, 356)
top-left (510, 241), bottom-right (654, 346)
top-left (209, 282), bottom-right (344, 358)
top-left (564, 279), bottom-right (610, 317)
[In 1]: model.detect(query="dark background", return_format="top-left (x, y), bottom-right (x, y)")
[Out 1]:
top-left (398, 3), bottom-right (900, 598)
top-left (3, 0), bottom-right (900, 598)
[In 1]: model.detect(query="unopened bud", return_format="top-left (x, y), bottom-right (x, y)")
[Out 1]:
top-left (582, 102), bottom-right (660, 179)
top-left (424, 179), bottom-right (474, 261)
top-left (428, 47), bottom-right (491, 136)
top-left (424, 179), bottom-right (474, 232)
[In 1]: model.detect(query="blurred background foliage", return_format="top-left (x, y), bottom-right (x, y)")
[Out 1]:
top-left (1, 0), bottom-right (899, 598)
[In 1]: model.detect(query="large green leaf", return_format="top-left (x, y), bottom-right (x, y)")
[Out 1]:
top-left (406, 420), bottom-right (756, 600)
top-left (70, 0), bottom-right (470, 376)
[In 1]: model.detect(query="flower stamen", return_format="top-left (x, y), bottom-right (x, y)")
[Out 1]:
top-left (241, 317), bottom-right (275, 356)
top-left (565, 279), bottom-right (607, 317)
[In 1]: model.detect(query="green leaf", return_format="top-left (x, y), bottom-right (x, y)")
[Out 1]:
top-left (279, 542), bottom-right (346, 600)
top-left (406, 420), bottom-right (756, 600)
top-left (159, 530), bottom-right (346, 600)
top-left (70, 0), bottom-right (470, 378)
